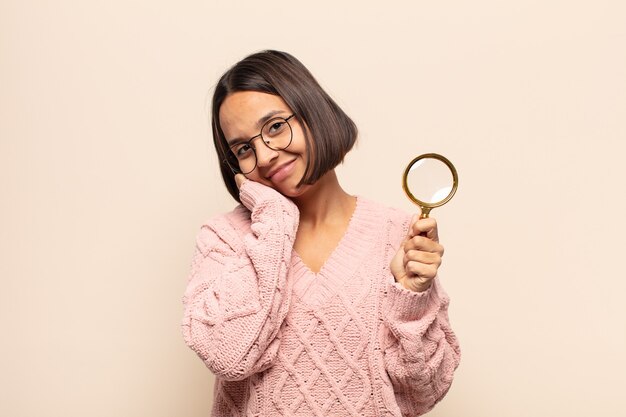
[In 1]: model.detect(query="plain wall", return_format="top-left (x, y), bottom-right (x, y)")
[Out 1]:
top-left (1, 1), bottom-right (625, 416)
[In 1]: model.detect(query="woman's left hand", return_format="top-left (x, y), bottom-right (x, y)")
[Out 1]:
top-left (390, 214), bottom-right (445, 292)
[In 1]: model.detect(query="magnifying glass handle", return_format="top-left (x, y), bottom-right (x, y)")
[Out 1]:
top-left (419, 209), bottom-right (429, 237)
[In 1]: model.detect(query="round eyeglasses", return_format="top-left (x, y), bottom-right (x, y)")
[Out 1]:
top-left (224, 114), bottom-right (295, 175)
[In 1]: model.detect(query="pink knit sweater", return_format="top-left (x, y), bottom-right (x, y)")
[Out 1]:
top-left (181, 181), bottom-right (460, 416)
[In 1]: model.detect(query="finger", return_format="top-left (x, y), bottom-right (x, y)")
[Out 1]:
top-left (402, 277), bottom-right (433, 293)
top-left (234, 173), bottom-right (247, 189)
top-left (403, 214), bottom-right (420, 241)
top-left (405, 261), bottom-right (438, 280)
top-left (412, 206), bottom-right (423, 221)
top-left (403, 249), bottom-right (442, 267)
top-left (410, 218), bottom-right (439, 241)
top-left (404, 235), bottom-right (445, 255)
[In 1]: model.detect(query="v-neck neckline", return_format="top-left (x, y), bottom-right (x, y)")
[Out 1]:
top-left (291, 195), bottom-right (362, 277)
top-left (288, 196), bottom-right (382, 307)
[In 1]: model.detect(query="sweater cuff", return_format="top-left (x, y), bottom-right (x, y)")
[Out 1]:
top-left (385, 277), bottom-right (442, 322)
top-left (239, 180), bottom-right (288, 211)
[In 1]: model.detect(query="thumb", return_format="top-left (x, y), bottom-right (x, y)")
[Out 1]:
top-left (404, 214), bottom-right (420, 241)
top-left (406, 204), bottom-right (424, 239)
top-left (234, 174), bottom-right (247, 189)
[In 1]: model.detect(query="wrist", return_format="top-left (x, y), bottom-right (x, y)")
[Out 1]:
top-left (395, 276), bottom-right (432, 293)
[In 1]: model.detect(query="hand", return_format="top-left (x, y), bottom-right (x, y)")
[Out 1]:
top-left (390, 212), bottom-right (445, 292)
top-left (235, 173), bottom-right (247, 189)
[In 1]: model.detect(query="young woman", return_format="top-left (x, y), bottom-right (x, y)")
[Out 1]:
top-left (181, 50), bottom-right (460, 417)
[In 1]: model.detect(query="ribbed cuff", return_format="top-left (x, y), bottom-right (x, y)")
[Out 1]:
top-left (238, 181), bottom-right (300, 233)
top-left (386, 277), bottom-right (442, 322)
top-left (239, 180), bottom-right (297, 211)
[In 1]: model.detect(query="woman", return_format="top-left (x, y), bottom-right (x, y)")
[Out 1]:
top-left (182, 50), bottom-right (460, 416)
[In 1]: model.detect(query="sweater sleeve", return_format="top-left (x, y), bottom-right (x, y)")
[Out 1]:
top-left (181, 180), bottom-right (299, 381)
top-left (381, 212), bottom-right (461, 416)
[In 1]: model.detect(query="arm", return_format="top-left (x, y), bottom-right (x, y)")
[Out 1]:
top-left (383, 210), bottom-right (461, 415)
top-left (382, 278), bottom-right (461, 416)
top-left (181, 180), bottom-right (299, 381)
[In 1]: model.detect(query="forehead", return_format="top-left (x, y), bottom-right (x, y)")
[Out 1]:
top-left (219, 91), bottom-right (290, 136)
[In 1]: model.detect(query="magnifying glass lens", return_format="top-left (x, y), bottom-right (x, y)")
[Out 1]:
top-left (407, 158), bottom-right (455, 204)
top-left (402, 153), bottom-right (458, 219)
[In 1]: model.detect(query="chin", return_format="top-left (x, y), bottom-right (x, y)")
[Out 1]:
top-left (273, 185), bottom-right (307, 199)
top-left (271, 178), bottom-right (312, 199)
top-left (263, 167), bottom-right (309, 198)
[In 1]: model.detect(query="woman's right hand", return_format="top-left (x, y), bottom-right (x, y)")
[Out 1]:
top-left (235, 173), bottom-right (247, 189)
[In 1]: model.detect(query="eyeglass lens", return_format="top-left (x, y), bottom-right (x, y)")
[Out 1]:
top-left (227, 116), bottom-right (293, 174)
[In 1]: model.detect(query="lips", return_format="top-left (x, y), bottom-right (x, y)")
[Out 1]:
top-left (266, 159), bottom-right (297, 182)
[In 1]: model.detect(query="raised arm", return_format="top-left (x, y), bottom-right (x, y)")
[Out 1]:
top-left (181, 180), bottom-right (299, 381)
top-left (382, 209), bottom-right (461, 415)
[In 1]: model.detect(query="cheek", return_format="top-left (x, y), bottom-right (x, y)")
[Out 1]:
top-left (299, 137), bottom-right (314, 167)
top-left (244, 170), bottom-right (268, 184)
top-left (292, 128), bottom-right (312, 163)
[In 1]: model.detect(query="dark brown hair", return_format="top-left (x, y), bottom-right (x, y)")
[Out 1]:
top-left (211, 50), bottom-right (358, 203)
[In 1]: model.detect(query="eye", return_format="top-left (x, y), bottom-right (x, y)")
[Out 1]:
top-left (266, 120), bottom-right (287, 136)
top-left (233, 143), bottom-right (253, 158)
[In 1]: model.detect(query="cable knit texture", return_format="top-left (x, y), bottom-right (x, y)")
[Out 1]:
top-left (181, 181), bottom-right (461, 416)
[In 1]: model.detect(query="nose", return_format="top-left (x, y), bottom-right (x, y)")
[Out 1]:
top-left (252, 137), bottom-right (279, 167)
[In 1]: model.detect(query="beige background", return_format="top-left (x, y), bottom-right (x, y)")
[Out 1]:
top-left (1, 0), bottom-right (625, 416)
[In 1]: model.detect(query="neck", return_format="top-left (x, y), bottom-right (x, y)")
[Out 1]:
top-left (291, 170), bottom-right (356, 227)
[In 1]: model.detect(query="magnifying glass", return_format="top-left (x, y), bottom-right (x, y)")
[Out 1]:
top-left (402, 153), bottom-right (459, 219)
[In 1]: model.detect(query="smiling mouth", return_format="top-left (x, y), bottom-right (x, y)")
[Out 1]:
top-left (267, 159), bottom-right (297, 180)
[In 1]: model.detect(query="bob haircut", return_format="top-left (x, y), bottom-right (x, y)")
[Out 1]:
top-left (211, 50), bottom-right (358, 203)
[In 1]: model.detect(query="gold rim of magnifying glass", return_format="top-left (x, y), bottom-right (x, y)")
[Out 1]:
top-left (402, 153), bottom-right (459, 217)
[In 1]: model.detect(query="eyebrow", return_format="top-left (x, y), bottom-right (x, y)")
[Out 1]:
top-left (225, 110), bottom-right (287, 145)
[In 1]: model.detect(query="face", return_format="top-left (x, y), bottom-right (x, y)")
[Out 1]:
top-left (219, 91), bottom-right (312, 198)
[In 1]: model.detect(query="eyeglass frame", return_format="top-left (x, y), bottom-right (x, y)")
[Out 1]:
top-left (223, 113), bottom-right (296, 175)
